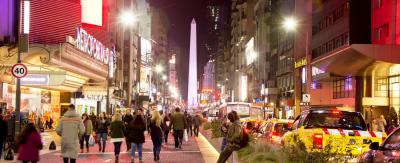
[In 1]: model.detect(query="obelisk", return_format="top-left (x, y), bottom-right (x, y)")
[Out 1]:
top-left (187, 18), bottom-right (198, 108)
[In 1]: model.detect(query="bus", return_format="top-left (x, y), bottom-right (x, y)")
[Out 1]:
top-left (219, 102), bottom-right (251, 120)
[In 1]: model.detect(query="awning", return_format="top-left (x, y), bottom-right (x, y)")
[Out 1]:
top-left (311, 44), bottom-right (400, 77)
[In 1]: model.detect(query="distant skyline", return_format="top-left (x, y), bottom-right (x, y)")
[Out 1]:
top-left (149, 0), bottom-right (229, 100)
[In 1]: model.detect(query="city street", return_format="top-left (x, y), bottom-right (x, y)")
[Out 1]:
top-left (1, 130), bottom-right (217, 163)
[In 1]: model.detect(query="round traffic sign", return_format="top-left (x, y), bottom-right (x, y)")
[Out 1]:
top-left (11, 63), bottom-right (28, 78)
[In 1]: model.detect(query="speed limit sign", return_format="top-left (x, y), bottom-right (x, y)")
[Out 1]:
top-left (11, 63), bottom-right (28, 78)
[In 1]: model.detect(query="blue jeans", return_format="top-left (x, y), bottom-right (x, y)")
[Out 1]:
top-left (221, 137), bottom-right (227, 152)
top-left (113, 142), bottom-right (122, 156)
top-left (97, 133), bottom-right (107, 151)
top-left (153, 143), bottom-right (161, 156)
top-left (131, 143), bottom-right (143, 159)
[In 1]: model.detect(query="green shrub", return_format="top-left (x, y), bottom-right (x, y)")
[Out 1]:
top-left (203, 120), bottom-right (225, 138)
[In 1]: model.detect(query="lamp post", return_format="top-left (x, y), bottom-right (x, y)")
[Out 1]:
top-left (283, 16), bottom-right (310, 117)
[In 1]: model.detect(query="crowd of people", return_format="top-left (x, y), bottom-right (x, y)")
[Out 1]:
top-left (0, 104), bottom-right (204, 163)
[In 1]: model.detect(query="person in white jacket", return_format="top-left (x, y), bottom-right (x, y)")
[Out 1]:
top-left (56, 104), bottom-right (85, 163)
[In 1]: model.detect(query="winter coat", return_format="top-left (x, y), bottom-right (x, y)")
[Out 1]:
top-left (95, 118), bottom-right (110, 133)
top-left (170, 112), bottom-right (186, 130)
top-left (110, 121), bottom-right (126, 139)
top-left (150, 120), bottom-right (163, 146)
top-left (83, 119), bottom-right (93, 135)
top-left (17, 132), bottom-right (42, 162)
top-left (193, 115), bottom-right (201, 127)
top-left (123, 114), bottom-right (134, 125)
top-left (186, 116), bottom-right (193, 127)
top-left (126, 121), bottom-right (146, 144)
top-left (56, 110), bottom-right (85, 159)
top-left (226, 120), bottom-right (242, 149)
top-left (0, 119), bottom-right (7, 141)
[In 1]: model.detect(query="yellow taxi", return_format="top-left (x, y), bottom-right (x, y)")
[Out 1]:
top-left (282, 109), bottom-right (386, 156)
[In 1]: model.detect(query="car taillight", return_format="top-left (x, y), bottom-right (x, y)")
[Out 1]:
top-left (313, 134), bottom-right (323, 149)
top-left (270, 132), bottom-right (281, 141)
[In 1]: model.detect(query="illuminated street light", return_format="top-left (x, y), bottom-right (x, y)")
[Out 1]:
top-left (283, 17), bottom-right (298, 31)
top-left (155, 65), bottom-right (163, 73)
top-left (119, 10), bottom-right (136, 26)
top-left (162, 75), bottom-right (167, 81)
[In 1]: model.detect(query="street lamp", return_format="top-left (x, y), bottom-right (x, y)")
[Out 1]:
top-left (162, 75), bottom-right (167, 81)
top-left (155, 65), bottom-right (163, 73)
top-left (283, 17), bottom-right (298, 31)
top-left (119, 10), bottom-right (136, 26)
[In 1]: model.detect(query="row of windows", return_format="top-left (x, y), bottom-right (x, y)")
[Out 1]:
top-left (312, 32), bottom-right (349, 59)
top-left (333, 77), bottom-right (353, 99)
top-left (314, 2), bottom-right (348, 34)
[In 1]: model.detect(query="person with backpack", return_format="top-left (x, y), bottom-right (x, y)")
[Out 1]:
top-left (170, 108), bottom-right (187, 149)
top-left (217, 111), bottom-right (246, 163)
top-left (17, 123), bottom-right (43, 163)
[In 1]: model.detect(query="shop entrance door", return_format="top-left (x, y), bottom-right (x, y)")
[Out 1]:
top-left (389, 76), bottom-right (400, 122)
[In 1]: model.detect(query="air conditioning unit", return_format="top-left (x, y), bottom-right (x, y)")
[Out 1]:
top-left (66, 36), bottom-right (75, 45)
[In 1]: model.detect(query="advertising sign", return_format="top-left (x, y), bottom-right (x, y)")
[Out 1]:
top-left (81, 0), bottom-right (103, 26)
top-left (75, 27), bottom-right (113, 64)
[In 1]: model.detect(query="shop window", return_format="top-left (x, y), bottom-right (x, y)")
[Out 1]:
top-left (375, 78), bottom-right (388, 97)
top-left (333, 77), bottom-right (353, 99)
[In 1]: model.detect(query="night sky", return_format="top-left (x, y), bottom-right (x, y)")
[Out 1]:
top-left (150, 0), bottom-right (214, 100)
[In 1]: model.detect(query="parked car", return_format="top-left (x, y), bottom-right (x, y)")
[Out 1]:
top-left (359, 126), bottom-right (400, 162)
top-left (282, 109), bottom-right (386, 156)
top-left (256, 119), bottom-right (293, 144)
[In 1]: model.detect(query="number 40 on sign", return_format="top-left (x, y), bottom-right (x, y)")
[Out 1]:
top-left (11, 63), bottom-right (28, 78)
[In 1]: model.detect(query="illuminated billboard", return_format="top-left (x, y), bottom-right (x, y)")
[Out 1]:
top-left (81, 0), bottom-right (103, 26)
top-left (245, 37), bottom-right (256, 65)
top-left (140, 38), bottom-right (152, 94)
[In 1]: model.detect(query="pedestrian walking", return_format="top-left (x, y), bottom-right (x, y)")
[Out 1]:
top-left (371, 119), bottom-right (378, 131)
top-left (377, 115), bottom-right (387, 132)
top-left (150, 110), bottom-right (164, 162)
top-left (123, 110), bottom-right (134, 151)
top-left (0, 115), bottom-right (7, 160)
top-left (170, 107), bottom-right (187, 149)
top-left (110, 113), bottom-right (126, 163)
top-left (80, 113), bottom-right (93, 153)
top-left (95, 112), bottom-right (110, 152)
top-left (162, 113), bottom-right (171, 144)
top-left (217, 111), bottom-right (243, 163)
top-left (56, 104), bottom-right (85, 163)
top-left (186, 114), bottom-right (193, 137)
top-left (193, 114), bottom-right (201, 137)
top-left (220, 119), bottom-right (229, 151)
top-left (126, 109), bottom-right (146, 163)
top-left (89, 112), bottom-right (97, 127)
top-left (16, 123), bottom-right (43, 163)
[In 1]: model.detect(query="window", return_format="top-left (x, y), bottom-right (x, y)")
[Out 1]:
top-left (333, 77), bottom-right (353, 99)
top-left (374, 24), bottom-right (389, 41)
top-left (374, 0), bottom-right (383, 9)
top-left (375, 78), bottom-right (387, 97)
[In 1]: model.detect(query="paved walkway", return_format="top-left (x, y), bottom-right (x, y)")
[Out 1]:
top-left (0, 130), bottom-right (216, 163)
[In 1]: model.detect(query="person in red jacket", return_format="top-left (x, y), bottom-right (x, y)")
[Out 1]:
top-left (17, 123), bottom-right (43, 163)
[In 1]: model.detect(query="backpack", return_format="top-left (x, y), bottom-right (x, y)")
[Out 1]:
top-left (239, 128), bottom-right (250, 148)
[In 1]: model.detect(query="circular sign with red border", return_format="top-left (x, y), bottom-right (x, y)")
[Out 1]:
top-left (11, 63), bottom-right (28, 78)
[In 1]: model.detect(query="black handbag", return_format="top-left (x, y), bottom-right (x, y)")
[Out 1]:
top-left (4, 148), bottom-right (13, 160)
top-left (49, 140), bottom-right (56, 150)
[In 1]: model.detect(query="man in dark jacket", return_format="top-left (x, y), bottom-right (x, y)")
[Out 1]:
top-left (0, 115), bottom-right (7, 158)
top-left (123, 111), bottom-right (134, 150)
top-left (94, 113), bottom-right (110, 152)
top-left (170, 108), bottom-right (187, 149)
top-left (193, 114), bottom-right (201, 137)
top-left (186, 114), bottom-right (193, 137)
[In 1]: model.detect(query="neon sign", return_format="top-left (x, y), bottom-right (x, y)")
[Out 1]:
top-left (75, 27), bottom-right (113, 64)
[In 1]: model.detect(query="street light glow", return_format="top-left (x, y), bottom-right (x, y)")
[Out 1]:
top-left (162, 75), bottom-right (167, 81)
top-left (283, 17), bottom-right (298, 31)
top-left (155, 65), bottom-right (163, 73)
top-left (119, 11), bottom-right (136, 26)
